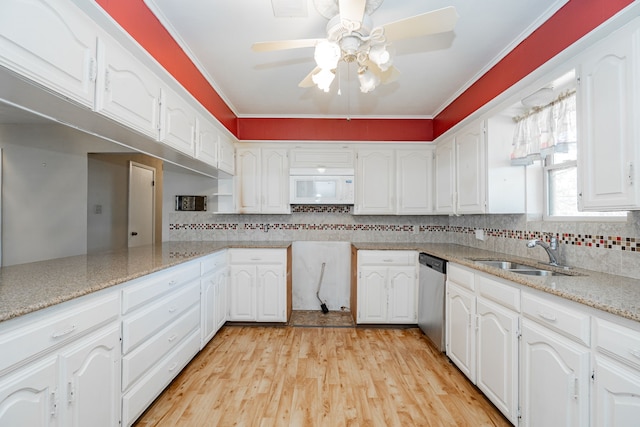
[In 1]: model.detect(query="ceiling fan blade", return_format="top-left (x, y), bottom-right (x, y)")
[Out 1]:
top-left (298, 67), bottom-right (321, 88)
top-left (251, 38), bottom-right (323, 52)
top-left (382, 6), bottom-right (459, 42)
top-left (339, 0), bottom-right (366, 31)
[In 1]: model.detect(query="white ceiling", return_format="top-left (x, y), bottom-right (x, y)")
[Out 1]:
top-left (144, 0), bottom-right (568, 119)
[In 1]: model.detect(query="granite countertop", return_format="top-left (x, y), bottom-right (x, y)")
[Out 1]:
top-left (353, 242), bottom-right (640, 323)
top-left (0, 241), bottom-right (291, 323)
top-left (1, 240), bottom-right (639, 324)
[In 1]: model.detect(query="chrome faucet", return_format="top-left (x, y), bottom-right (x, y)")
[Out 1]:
top-left (527, 236), bottom-right (559, 266)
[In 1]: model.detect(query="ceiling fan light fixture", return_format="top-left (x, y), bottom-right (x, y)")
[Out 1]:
top-left (369, 44), bottom-right (392, 71)
top-left (312, 68), bottom-right (335, 92)
top-left (358, 67), bottom-right (379, 93)
top-left (314, 40), bottom-right (341, 70)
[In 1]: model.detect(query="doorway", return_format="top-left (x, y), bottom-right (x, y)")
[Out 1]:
top-left (128, 161), bottom-right (155, 247)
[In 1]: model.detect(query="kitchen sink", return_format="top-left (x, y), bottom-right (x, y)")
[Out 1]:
top-left (473, 259), bottom-right (571, 277)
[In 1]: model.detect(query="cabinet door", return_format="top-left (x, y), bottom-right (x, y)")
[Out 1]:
top-left (445, 281), bottom-right (476, 382)
top-left (579, 23), bottom-right (639, 210)
top-left (396, 149), bottom-right (434, 214)
top-left (0, 0), bottom-right (97, 108)
top-left (60, 325), bottom-right (120, 427)
top-left (456, 121), bottom-right (486, 214)
top-left (476, 298), bottom-right (519, 425)
top-left (95, 36), bottom-right (161, 139)
top-left (355, 149), bottom-right (395, 214)
top-left (236, 149), bottom-right (261, 213)
top-left (228, 265), bottom-right (256, 321)
top-left (196, 116), bottom-right (219, 167)
top-left (218, 135), bottom-right (235, 175)
top-left (159, 87), bottom-right (197, 156)
top-left (214, 271), bottom-right (228, 333)
top-left (201, 272), bottom-right (218, 346)
top-left (387, 266), bottom-right (417, 323)
top-left (261, 149), bottom-right (290, 214)
top-left (435, 137), bottom-right (456, 214)
top-left (0, 356), bottom-right (58, 426)
top-left (593, 355), bottom-right (640, 427)
top-left (357, 267), bottom-right (388, 323)
top-left (520, 319), bottom-right (590, 427)
top-left (256, 264), bottom-right (285, 321)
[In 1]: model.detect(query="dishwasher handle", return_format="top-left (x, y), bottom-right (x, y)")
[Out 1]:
top-left (419, 253), bottom-right (447, 274)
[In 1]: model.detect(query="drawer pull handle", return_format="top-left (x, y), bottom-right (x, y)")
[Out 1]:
top-left (383, 259), bottom-right (393, 262)
top-left (52, 325), bottom-right (76, 339)
top-left (168, 334), bottom-right (177, 342)
top-left (537, 311), bottom-right (557, 322)
top-left (629, 348), bottom-right (640, 359)
top-left (168, 280), bottom-right (178, 286)
top-left (168, 362), bottom-right (178, 372)
top-left (168, 307), bottom-right (177, 313)
top-left (250, 257), bottom-right (262, 261)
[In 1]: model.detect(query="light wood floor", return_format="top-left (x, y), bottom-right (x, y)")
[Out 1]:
top-left (135, 325), bottom-right (511, 427)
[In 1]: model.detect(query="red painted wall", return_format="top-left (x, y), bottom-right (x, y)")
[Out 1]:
top-left (96, 0), bottom-right (632, 142)
top-left (238, 118), bottom-right (433, 142)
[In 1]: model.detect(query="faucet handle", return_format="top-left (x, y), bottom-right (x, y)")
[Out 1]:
top-left (549, 236), bottom-right (558, 250)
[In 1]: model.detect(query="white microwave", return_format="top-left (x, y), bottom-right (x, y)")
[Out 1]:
top-left (289, 168), bottom-right (355, 205)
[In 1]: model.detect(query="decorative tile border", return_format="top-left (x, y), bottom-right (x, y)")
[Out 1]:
top-left (168, 222), bottom-right (639, 252)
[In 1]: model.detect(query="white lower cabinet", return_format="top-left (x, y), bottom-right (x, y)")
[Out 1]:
top-left (520, 318), bottom-right (590, 427)
top-left (228, 249), bottom-right (287, 322)
top-left (592, 317), bottom-right (640, 426)
top-left (356, 251), bottom-right (418, 324)
top-left (120, 260), bottom-right (201, 426)
top-left (445, 281), bottom-right (476, 381)
top-left (201, 252), bottom-right (228, 347)
top-left (0, 290), bottom-right (120, 427)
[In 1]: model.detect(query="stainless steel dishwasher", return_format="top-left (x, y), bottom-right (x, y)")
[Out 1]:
top-left (418, 253), bottom-right (447, 351)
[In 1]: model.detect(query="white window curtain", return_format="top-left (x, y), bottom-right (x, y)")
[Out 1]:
top-left (511, 90), bottom-right (576, 165)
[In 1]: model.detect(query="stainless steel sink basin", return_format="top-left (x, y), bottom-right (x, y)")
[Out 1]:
top-left (473, 259), bottom-right (571, 276)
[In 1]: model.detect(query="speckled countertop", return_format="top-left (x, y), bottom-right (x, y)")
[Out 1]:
top-left (1, 241), bottom-right (639, 324)
top-left (0, 241), bottom-right (291, 323)
top-left (353, 242), bottom-right (640, 323)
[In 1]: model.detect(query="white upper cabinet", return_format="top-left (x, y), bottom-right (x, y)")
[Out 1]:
top-left (0, 0), bottom-right (98, 108)
top-left (435, 137), bottom-right (456, 214)
top-left (289, 148), bottom-right (355, 169)
top-left (435, 118), bottom-right (524, 215)
top-left (95, 35), bottom-right (161, 140)
top-left (236, 147), bottom-right (289, 214)
top-left (355, 149), bottom-right (395, 215)
top-left (195, 115), bottom-right (219, 166)
top-left (159, 87), bottom-right (197, 156)
top-left (217, 134), bottom-right (236, 175)
top-left (456, 121), bottom-right (487, 214)
top-left (578, 18), bottom-right (640, 210)
top-left (396, 148), bottom-right (434, 214)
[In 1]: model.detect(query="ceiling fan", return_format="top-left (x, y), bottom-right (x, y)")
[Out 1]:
top-left (252, 0), bottom-right (458, 93)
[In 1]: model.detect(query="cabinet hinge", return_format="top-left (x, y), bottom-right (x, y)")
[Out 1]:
top-left (50, 389), bottom-right (58, 417)
top-left (517, 407), bottom-right (522, 420)
top-left (576, 75), bottom-right (581, 85)
top-left (67, 381), bottom-right (75, 404)
top-left (591, 370), bottom-right (595, 382)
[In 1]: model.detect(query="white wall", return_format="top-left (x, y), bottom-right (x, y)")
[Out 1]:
top-left (291, 241), bottom-right (352, 311)
top-left (0, 124), bottom-right (128, 266)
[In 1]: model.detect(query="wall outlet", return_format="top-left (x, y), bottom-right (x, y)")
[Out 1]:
top-left (475, 228), bottom-right (486, 241)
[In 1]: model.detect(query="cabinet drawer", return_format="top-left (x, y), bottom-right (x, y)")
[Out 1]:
top-left (122, 304), bottom-right (200, 390)
top-left (522, 292), bottom-right (590, 346)
top-left (122, 282), bottom-right (200, 354)
top-left (477, 274), bottom-right (520, 312)
top-left (122, 261), bottom-right (200, 315)
top-left (122, 330), bottom-right (200, 426)
top-left (201, 251), bottom-right (226, 275)
top-left (0, 291), bottom-right (119, 374)
top-left (447, 263), bottom-right (475, 291)
top-left (228, 248), bottom-right (285, 264)
top-left (358, 250), bottom-right (417, 266)
top-left (594, 317), bottom-right (640, 369)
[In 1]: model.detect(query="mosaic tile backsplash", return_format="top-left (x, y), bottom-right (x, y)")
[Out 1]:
top-left (168, 207), bottom-right (640, 280)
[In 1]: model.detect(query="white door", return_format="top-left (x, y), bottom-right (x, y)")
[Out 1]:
top-left (456, 121), bottom-right (486, 214)
top-left (396, 149), bottom-right (434, 214)
top-left (357, 267), bottom-right (388, 323)
top-left (520, 319), bottom-right (590, 427)
top-left (128, 162), bottom-right (155, 248)
top-left (261, 149), bottom-right (290, 214)
top-left (355, 150), bottom-right (395, 214)
top-left (593, 355), bottom-right (640, 427)
top-left (257, 265), bottom-right (285, 321)
top-left (435, 137), bottom-right (456, 214)
top-left (236, 149), bottom-right (261, 213)
top-left (445, 281), bottom-right (476, 382)
top-left (228, 265), bottom-right (256, 321)
top-left (476, 298), bottom-right (519, 424)
top-left (387, 266), bottom-right (417, 323)
top-left (60, 325), bottom-right (120, 427)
